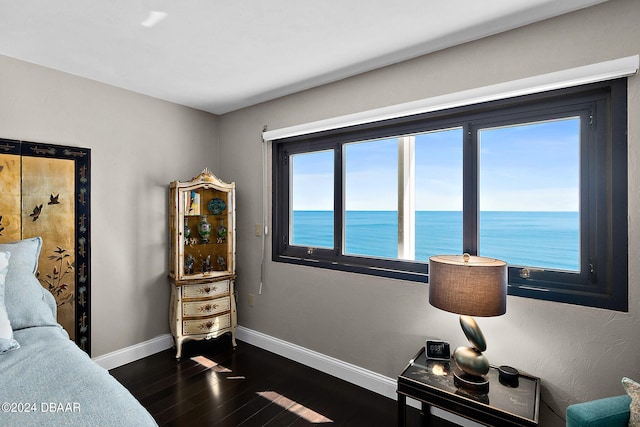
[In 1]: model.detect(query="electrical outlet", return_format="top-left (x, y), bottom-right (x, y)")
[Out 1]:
top-left (248, 293), bottom-right (255, 307)
top-left (255, 224), bottom-right (262, 236)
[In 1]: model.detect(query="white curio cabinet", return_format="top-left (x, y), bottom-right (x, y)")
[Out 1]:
top-left (168, 168), bottom-right (236, 358)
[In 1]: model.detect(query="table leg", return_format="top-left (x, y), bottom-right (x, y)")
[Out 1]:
top-left (421, 402), bottom-right (431, 427)
top-left (397, 393), bottom-right (406, 426)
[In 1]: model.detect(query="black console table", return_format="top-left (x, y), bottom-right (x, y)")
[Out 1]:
top-left (397, 348), bottom-right (540, 426)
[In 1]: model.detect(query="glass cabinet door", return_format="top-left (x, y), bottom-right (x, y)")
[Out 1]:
top-left (169, 169), bottom-right (235, 282)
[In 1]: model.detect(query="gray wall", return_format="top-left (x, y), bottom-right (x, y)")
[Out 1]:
top-left (1, 0), bottom-right (637, 425)
top-left (218, 0), bottom-right (639, 425)
top-left (0, 54), bottom-right (220, 356)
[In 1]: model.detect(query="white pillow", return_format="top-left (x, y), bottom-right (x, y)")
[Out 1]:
top-left (623, 377), bottom-right (639, 427)
top-left (0, 251), bottom-right (19, 354)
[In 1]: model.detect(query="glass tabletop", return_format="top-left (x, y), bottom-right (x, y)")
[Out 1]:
top-left (399, 348), bottom-right (539, 422)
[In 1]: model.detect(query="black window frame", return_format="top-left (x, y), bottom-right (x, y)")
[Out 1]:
top-left (272, 79), bottom-right (628, 311)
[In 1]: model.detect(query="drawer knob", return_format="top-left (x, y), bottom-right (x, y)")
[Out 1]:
top-left (199, 303), bottom-right (218, 313)
top-left (200, 286), bottom-right (218, 294)
top-left (199, 320), bottom-right (217, 330)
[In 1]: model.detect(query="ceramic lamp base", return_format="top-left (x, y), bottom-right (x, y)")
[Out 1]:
top-left (453, 368), bottom-right (489, 393)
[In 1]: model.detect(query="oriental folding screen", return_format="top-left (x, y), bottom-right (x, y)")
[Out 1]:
top-left (0, 139), bottom-right (91, 354)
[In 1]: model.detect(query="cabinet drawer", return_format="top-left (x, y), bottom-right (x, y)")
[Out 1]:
top-left (183, 313), bottom-right (231, 335)
top-left (182, 280), bottom-right (230, 299)
top-left (182, 296), bottom-right (230, 318)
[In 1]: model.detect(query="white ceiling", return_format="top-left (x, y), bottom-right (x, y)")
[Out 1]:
top-left (0, 0), bottom-right (607, 115)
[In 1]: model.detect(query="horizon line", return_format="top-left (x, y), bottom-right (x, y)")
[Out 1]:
top-left (293, 209), bottom-right (579, 213)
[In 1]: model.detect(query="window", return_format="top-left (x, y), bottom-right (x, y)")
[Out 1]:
top-left (272, 79), bottom-right (628, 311)
top-left (478, 118), bottom-right (580, 271)
top-left (291, 150), bottom-right (334, 248)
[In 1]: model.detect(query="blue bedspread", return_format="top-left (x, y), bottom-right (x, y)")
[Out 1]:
top-left (0, 325), bottom-right (158, 426)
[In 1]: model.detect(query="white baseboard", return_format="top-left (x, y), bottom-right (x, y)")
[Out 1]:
top-left (93, 327), bottom-right (478, 426)
top-left (236, 326), bottom-right (480, 426)
top-left (92, 333), bottom-right (174, 370)
top-left (236, 326), bottom-right (398, 400)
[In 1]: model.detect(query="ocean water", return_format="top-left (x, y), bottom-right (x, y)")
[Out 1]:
top-left (292, 210), bottom-right (579, 271)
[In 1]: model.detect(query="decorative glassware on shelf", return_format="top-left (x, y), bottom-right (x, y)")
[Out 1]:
top-left (202, 254), bottom-right (211, 272)
top-left (198, 215), bottom-right (211, 243)
top-left (217, 255), bottom-right (226, 270)
top-left (208, 197), bottom-right (226, 215)
top-left (216, 221), bottom-right (227, 243)
top-left (185, 254), bottom-right (195, 275)
top-left (184, 218), bottom-right (191, 240)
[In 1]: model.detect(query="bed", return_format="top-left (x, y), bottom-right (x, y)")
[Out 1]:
top-left (0, 237), bottom-right (157, 426)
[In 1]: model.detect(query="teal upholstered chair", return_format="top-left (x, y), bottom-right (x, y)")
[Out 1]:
top-left (566, 394), bottom-right (631, 427)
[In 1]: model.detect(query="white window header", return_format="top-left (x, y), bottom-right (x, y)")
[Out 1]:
top-left (263, 55), bottom-right (638, 142)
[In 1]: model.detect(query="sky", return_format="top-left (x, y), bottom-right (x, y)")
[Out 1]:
top-left (292, 117), bottom-right (580, 212)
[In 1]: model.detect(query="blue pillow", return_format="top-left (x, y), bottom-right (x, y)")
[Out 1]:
top-left (0, 251), bottom-right (20, 353)
top-left (0, 237), bottom-right (58, 330)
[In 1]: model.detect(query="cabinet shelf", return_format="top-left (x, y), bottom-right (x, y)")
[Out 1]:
top-left (183, 241), bottom-right (228, 246)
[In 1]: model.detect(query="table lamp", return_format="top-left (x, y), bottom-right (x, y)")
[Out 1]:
top-left (428, 253), bottom-right (507, 392)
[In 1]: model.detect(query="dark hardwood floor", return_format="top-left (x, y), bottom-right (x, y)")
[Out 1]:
top-left (109, 335), bottom-right (423, 426)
